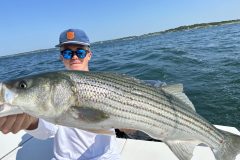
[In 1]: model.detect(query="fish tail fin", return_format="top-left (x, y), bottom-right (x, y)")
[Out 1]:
top-left (213, 130), bottom-right (240, 160)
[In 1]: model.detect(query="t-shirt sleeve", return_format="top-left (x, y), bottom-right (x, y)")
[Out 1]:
top-left (25, 118), bottom-right (58, 140)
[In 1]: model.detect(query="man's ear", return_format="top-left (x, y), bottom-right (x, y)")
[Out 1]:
top-left (87, 51), bottom-right (92, 60)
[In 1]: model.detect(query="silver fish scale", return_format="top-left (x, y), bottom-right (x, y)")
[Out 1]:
top-left (64, 71), bottom-right (224, 148)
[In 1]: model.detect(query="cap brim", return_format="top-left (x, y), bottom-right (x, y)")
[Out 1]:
top-left (55, 41), bottom-right (90, 47)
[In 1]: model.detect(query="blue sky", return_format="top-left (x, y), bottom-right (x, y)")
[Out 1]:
top-left (0, 0), bottom-right (239, 56)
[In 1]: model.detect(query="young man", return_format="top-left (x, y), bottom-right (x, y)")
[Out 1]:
top-left (0, 29), bottom-right (121, 160)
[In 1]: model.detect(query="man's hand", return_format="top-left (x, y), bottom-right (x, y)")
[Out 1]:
top-left (0, 113), bottom-right (39, 134)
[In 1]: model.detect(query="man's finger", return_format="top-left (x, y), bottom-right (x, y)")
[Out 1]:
top-left (0, 117), bottom-right (7, 129)
top-left (1, 115), bottom-right (17, 134)
top-left (12, 114), bottom-right (26, 133)
top-left (21, 114), bottom-right (37, 130)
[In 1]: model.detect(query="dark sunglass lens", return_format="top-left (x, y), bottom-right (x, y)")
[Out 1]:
top-left (62, 50), bottom-right (73, 59)
top-left (76, 49), bottom-right (87, 59)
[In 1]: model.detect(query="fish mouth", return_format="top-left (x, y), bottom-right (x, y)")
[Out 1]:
top-left (0, 103), bottom-right (23, 117)
top-left (0, 82), bottom-right (3, 104)
top-left (0, 84), bottom-right (5, 112)
top-left (0, 83), bottom-right (23, 117)
top-left (0, 104), bottom-right (4, 112)
top-left (1, 83), bottom-right (17, 105)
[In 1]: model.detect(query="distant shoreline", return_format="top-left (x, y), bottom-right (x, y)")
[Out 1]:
top-left (97, 19), bottom-right (240, 43)
top-left (1, 19), bottom-right (239, 58)
top-left (0, 48), bottom-right (58, 59)
top-left (149, 19), bottom-right (240, 35)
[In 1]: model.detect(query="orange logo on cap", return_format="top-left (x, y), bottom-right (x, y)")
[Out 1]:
top-left (67, 31), bottom-right (75, 40)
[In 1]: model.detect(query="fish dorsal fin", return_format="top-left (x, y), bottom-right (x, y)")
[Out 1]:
top-left (161, 84), bottom-right (196, 112)
top-left (162, 84), bottom-right (183, 92)
top-left (166, 140), bottom-right (199, 160)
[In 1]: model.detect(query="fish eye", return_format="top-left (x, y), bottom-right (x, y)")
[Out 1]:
top-left (18, 80), bottom-right (27, 89)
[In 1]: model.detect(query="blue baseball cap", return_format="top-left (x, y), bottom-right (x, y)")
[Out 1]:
top-left (55, 29), bottom-right (90, 47)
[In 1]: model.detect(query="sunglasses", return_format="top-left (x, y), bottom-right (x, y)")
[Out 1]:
top-left (61, 49), bottom-right (89, 59)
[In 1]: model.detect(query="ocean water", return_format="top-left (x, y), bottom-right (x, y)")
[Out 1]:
top-left (0, 23), bottom-right (240, 138)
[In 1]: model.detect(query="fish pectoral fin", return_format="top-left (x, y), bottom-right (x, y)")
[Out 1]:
top-left (86, 129), bottom-right (115, 135)
top-left (70, 106), bottom-right (109, 122)
top-left (162, 84), bottom-right (196, 111)
top-left (166, 140), bottom-right (199, 160)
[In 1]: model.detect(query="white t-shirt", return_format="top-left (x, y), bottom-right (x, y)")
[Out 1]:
top-left (27, 119), bottom-right (121, 160)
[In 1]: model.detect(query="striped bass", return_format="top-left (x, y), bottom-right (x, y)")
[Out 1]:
top-left (0, 70), bottom-right (240, 160)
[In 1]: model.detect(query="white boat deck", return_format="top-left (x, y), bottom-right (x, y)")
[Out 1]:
top-left (0, 125), bottom-right (240, 160)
